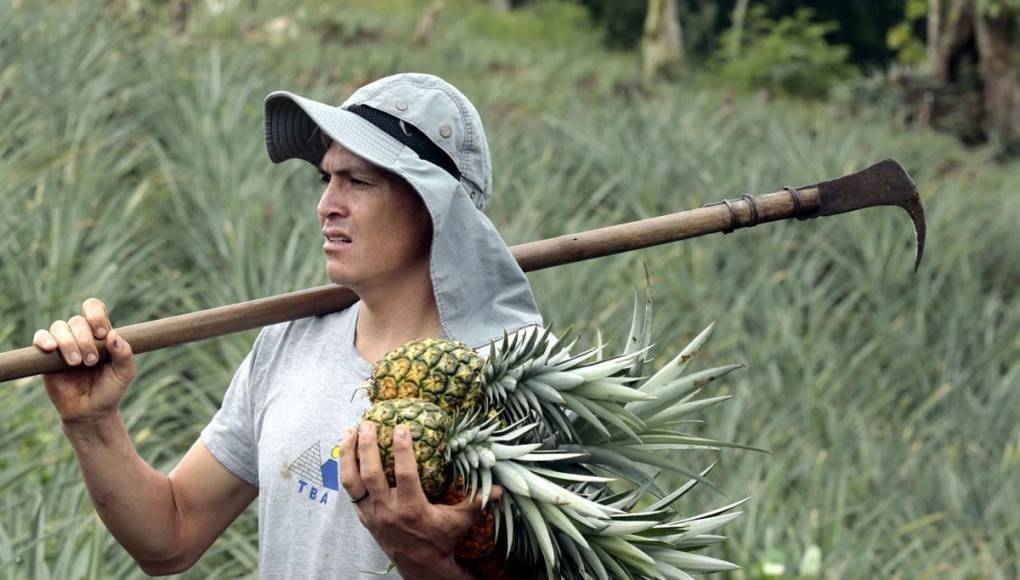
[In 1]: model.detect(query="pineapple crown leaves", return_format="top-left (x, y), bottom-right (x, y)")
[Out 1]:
top-left (496, 480), bottom-right (748, 580)
top-left (456, 278), bottom-right (767, 578)
top-left (447, 413), bottom-right (617, 516)
top-left (624, 273), bottom-right (656, 378)
top-left (481, 325), bottom-right (659, 445)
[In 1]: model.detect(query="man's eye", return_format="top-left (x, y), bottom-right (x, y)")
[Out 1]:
top-left (319, 172), bottom-right (331, 184)
top-left (350, 177), bottom-right (369, 187)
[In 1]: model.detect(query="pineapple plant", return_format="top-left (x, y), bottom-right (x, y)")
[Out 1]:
top-left (359, 282), bottom-right (757, 578)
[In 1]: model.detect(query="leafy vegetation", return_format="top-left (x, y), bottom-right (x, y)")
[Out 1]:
top-left (1, 0), bottom-right (1018, 578)
top-left (581, 0), bottom-right (908, 68)
top-left (713, 6), bottom-right (858, 97)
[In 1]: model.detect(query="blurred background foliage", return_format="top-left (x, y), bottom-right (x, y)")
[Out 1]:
top-left (1, 0), bottom-right (1018, 578)
top-left (581, 0), bottom-right (904, 67)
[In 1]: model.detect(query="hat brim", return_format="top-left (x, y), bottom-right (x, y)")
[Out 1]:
top-left (264, 91), bottom-right (405, 171)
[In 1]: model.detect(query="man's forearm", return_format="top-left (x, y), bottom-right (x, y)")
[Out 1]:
top-left (62, 412), bottom-right (188, 569)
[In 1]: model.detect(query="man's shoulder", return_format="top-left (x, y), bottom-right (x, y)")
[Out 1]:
top-left (239, 305), bottom-right (361, 394)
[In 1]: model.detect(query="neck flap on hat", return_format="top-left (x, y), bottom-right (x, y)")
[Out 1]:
top-left (387, 146), bottom-right (544, 348)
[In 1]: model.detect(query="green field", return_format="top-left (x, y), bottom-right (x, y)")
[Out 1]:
top-left (1, 1), bottom-right (1018, 578)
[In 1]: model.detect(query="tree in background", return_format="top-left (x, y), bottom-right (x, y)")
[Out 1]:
top-left (930, 0), bottom-right (1019, 151)
top-left (727, 0), bottom-right (750, 60)
top-left (580, 0), bottom-right (724, 58)
top-left (642, 0), bottom-right (683, 80)
top-left (581, 0), bottom-right (904, 68)
top-left (890, 0), bottom-right (1019, 152)
top-left (581, 0), bottom-right (1017, 154)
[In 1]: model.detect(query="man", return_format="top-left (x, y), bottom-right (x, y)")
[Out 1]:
top-left (33, 73), bottom-right (543, 578)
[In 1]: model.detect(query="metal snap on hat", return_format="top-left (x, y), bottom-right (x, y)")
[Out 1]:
top-left (264, 72), bottom-right (494, 211)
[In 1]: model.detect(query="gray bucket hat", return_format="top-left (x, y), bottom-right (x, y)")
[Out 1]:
top-left (263, 72), bottom-right (543, 347)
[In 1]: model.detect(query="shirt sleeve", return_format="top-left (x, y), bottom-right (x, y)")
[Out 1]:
top-left (199, 332), bottom-right (264, 488)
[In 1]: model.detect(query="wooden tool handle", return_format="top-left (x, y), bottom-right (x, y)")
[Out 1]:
top-left (0, 186), bottom-right (818, 382)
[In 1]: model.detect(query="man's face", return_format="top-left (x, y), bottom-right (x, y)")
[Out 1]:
top-left (317, 142), bottom-right (432, 290)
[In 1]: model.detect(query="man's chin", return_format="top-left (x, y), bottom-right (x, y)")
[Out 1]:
top-left (325, 266), bottom-right (356, 287)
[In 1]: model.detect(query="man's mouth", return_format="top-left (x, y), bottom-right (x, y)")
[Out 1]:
top-left (323, 232), bottom-right (352, 251)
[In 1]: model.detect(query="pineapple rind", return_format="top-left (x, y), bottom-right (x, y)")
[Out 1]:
top-left (361, 398), bottom-right (453, 498)
top-left (368, 338), bottom-right (484, 416)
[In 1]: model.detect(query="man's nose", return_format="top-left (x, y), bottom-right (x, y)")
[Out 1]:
top-left (317, 182), bottom-right (351, 220)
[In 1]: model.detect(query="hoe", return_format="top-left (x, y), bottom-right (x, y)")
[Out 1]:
top-left (0, 158), bottom-right (925, 382)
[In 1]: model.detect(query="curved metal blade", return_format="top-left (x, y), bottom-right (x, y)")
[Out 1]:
top-left (800, 158), bottom-right (926, 271)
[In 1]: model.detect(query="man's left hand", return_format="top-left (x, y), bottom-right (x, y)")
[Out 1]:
top-left (339, 421), bottom-right (501, 580)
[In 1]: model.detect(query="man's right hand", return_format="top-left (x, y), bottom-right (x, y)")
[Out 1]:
top-left (33, 297), bottom-right (136, 424)
top-left (30, 298), bottom-right (257, 575)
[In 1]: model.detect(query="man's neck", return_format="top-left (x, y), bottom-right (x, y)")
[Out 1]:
top-left (352, 266), bottom-right (444, 364)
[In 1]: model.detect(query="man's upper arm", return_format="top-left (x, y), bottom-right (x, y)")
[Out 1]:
top-left (163, 439), bottom-right (258, 568)
top-left (160, 330), bottom-right (268, 569)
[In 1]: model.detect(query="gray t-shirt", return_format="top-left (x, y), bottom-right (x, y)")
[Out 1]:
top-left (200, 301), bottom-right (403, 579)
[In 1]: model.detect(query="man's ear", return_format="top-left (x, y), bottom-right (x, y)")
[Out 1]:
top-left (417, 207), bottom-right (434, 255)
top-left (394, 175), bottom-right (433, 251)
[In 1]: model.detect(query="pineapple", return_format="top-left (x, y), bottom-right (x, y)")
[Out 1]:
top-left (361, 398), bottom-right (453, 498)
top-left (359, 282), bottom-right (757, 579)
top-left (367, 337), bottom-right (483, 416)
